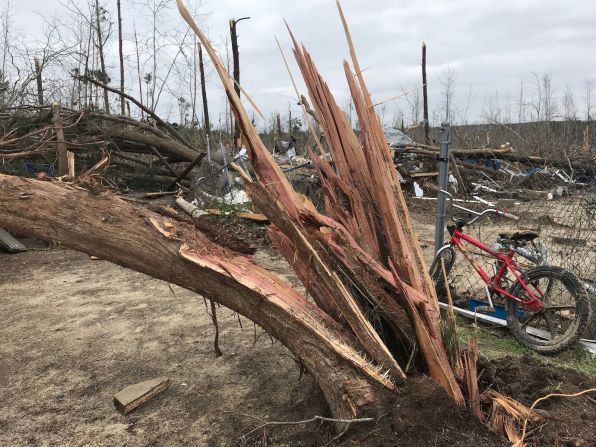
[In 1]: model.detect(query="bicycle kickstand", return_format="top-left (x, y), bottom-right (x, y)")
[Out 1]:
top-left (475, 285), bottom-right (496, 314)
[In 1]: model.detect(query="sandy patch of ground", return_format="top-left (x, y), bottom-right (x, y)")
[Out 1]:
top-left (0, 248), bottom-right (327, 446)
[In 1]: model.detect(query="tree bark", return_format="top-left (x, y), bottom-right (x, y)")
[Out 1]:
top-left (52, 102), bottom-right (69, 176)
top-left (0, 174), bottom-right (395, 422)
top-left (85, 124), bottom-right (199, 162)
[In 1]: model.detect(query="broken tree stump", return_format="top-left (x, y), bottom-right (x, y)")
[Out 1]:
top-left (113, 377), bottom-right (169, 415)
top-left (52, 102), bottom-right (69, 177)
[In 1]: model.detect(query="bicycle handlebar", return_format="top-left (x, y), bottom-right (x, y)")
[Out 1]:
top-left (439, 190), bottom-right (519, 226)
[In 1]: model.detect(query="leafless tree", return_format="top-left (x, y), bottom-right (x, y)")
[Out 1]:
top-left (562, 85), bottom-right (578, 121)
top-left (94, 0), bottom-right (111, 112)
top-left (585, 79), bottom-right (594, 120)
top-left (516, 77), bottom-right (526, 123)
top-left (439, 67), bottom-right (457, 124)
top-left (402, 81), bottom-right (421, 127)
top-left (117, 0), bottom-right (125, 115)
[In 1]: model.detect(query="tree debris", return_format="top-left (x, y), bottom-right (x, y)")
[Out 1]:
top-left (113, 377), bottom-right (169, 415)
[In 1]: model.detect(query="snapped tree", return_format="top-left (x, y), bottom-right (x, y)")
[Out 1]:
top-left (0, 0), bottom-right (476, 426)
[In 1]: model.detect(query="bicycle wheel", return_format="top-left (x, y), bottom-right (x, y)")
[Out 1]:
top-left (429, 246), bottom-right (456, 301)
top-left (506, 266), bottom-right (591, 354)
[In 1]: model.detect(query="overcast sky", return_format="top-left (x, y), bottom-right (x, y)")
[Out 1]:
top-left (9, 0), bottom-right (596, 128)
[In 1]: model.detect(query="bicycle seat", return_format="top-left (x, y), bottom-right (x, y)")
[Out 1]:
top-left (498, 229), bottom-right (540, 242)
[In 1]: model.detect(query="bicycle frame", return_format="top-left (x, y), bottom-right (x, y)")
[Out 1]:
top-left (448, 228), bottom-right (544, 312)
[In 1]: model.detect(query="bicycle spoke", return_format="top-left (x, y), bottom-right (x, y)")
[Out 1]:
top-left (541, 277), bottom-right (555, 305)
top-left (543, 304), bottom-right (577, 310)
top-left (543, 311), bottom-right (557, 340)
top-left (521, 313), bottom-right (539, 329)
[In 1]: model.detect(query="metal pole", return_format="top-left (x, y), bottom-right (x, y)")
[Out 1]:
top-left (434, 122), bottom-right (451, 254)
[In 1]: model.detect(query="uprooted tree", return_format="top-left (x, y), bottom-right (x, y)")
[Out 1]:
top-left (1, 0), bottom-right (492, 427)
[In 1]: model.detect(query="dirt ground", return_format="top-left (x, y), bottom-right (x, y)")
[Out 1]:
top-left (1, 214), bottom-right (595, 446)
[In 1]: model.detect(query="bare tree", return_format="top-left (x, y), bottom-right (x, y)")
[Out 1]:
top-left (402, 82), bottom-right (421, 127)
top-left (94, 0), bottom-right (110, 112)
top-left (117, 0), bottom-right (125, 115)
top-left (541, 73), bottom-right (556, 121)
top-left (585, 79), bottom-right (594, 120)
top-left (481, 90), bottom-right (502, 124)
top-left (439, 67), bottom-right (456, 124)
top-left (133, 22), bottom-right (144, 119)
top-left (562, 85), bottom-right (577, 121)
top-left (516, 77), bottom-right (526, 123)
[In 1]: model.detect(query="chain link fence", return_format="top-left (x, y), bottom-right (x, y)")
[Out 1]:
top-left (406, 129), bottom-right (596, 339)
top-left (445, 185), bottom-right (595, 302)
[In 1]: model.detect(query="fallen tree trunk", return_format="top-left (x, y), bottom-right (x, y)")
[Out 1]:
top-left (0, 174), bottom-right (395, 422)
top-left (399, 145), bottom-right (591, 171)
top-left (85, 125), bottom-right (199, 162)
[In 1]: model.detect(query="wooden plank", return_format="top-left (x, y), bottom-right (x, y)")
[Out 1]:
top-left (113, 377), bottom-right (169, 415)
top-left (0, 228), bottom-right (27, 252)
top-left (237, 212), bottom-right (268, 222)
top-left (205, 209), bottom-right (268, 222)
top-left (409, 171), bottom-right (439, 178)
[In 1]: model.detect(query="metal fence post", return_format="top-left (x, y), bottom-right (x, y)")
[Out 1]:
top-left (434, 122), bottom-right (451, 254)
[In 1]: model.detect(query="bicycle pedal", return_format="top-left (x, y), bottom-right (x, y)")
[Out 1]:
top-left (475, 306), bottom-right (496, 314)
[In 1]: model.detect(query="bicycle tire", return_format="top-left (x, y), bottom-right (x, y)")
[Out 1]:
top-left (506, 266), bottom-right (592, 354)
top-left (429, 246), bottom-right (456, 301)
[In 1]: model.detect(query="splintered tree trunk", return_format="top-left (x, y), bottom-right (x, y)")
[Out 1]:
top-left (0, 174), bottom-right (394, 421)
top-left (52, 103), bottom-right (69, 176)
top-left (0, 1), bottom-right (469, 428)
top-left (198, 44), bottom-right (210, 137)
top-left (34, 58), bottom-right (43, 106)
top-left (422, 42), bottom-right (430, 145)
top-left (177, 0), bottom-right (464, 404)
top-left (229, 19), bottom-right (241, 147)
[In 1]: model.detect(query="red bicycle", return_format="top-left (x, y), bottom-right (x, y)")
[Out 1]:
top-left (430, 191), bottom-right (591, 354)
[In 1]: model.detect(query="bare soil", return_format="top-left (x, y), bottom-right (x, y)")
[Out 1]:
top-left (478, 355), bottom-right (596, 447)
top-left (0, 219), bottom-right (594, 446)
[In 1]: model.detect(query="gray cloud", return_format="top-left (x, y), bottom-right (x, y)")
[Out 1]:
top-left (9, 0), bottom-right (596, 127)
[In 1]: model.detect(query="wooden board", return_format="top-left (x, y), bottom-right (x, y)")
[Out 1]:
top-left (0, 228), bottom-right (27, 252)
top-left (237, 212), bottom-right (268, 222)
top-left (409, 171), bottom-right (439, 178)
top-left (205, 209), bottom-right (268, 222)
top-left (113, 377), bottom-right (169, 415)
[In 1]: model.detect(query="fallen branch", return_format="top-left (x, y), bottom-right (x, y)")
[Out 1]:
top-left (76, 75), bottom-right (195, 150)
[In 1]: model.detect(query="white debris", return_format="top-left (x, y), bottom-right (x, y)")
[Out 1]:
top-left (223, 188), bottom-right (251, 205)
top-left (448, 173), bottom-right (458, 193)
top-left (413, 181), bottom-right (424, 198)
